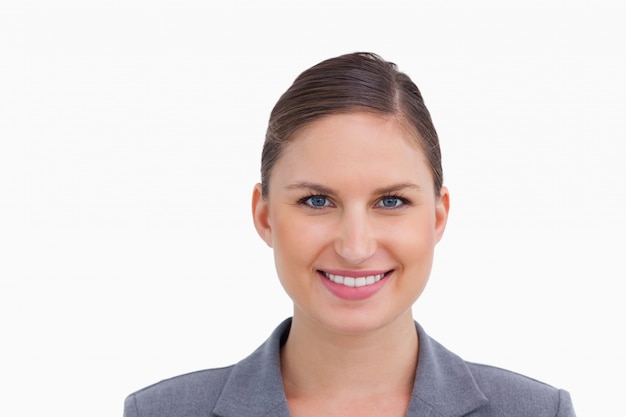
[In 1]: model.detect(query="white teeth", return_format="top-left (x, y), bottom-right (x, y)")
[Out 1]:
top-left (323, 272), bottom-right (386, 288)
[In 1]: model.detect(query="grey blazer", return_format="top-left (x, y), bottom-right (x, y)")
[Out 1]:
top-left (124, 318), bottom-right (576, 417)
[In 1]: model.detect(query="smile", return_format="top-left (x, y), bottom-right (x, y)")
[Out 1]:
top-left (320, 271), bottom-right (390, 288)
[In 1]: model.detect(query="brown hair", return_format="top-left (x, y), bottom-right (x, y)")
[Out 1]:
top-left (261, 52), bottom-right (443, 197)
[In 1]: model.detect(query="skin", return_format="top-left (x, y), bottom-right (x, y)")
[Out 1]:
top-left (252, 112), bottom-right (449, 417)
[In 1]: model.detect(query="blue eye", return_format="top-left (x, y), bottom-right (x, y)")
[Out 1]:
top-left (378, 196), bottom-right (404, 208)
top-left (305, 195), bottom-right (330, 208)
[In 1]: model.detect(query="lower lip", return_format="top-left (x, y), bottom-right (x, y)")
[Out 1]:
top-left (319, 271), bottom-right (391, 301)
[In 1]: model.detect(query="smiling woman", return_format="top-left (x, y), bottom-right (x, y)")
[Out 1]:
top-left (252, 112), bottom-right (447, 339)
top-left (123, 53), bottom-right (577, 417)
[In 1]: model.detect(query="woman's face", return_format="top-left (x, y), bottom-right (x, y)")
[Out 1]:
top-left (252, 112), bottom-right (449, 335)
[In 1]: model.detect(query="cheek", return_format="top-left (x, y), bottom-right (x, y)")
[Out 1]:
top-left (388, 219), bottom-right (437, 307)
top-left (270, 212), bottom-right (331, 274)
top-left (270, 215), bottom-right (335, 304)
top-left (386, 215), bottom-right (437, 267)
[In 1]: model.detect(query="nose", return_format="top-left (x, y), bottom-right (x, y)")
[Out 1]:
top-left (333, 208), bottom-right (377, 265)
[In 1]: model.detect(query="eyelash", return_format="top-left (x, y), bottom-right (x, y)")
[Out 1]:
top-left (297, 194), bottom-right (334, 209)
top-left (377, 194), bottom-right (411, 208)
top-left (296, 193), bottom-right (411, 209)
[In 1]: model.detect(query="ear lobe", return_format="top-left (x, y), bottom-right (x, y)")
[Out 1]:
top-left (434, 186), bottom-right (450, 243)
top-left (251, 183), bottom-right (273, 247)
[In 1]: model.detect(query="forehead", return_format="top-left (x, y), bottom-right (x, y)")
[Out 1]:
top-left (290, 111), bottom-right (423, 151)
top-left (270, 112), bottom-right (432, 189)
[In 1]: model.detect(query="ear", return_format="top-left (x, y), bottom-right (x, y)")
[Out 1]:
top-left (434, 186), bottom-right (450, 244)
top-left (252, 183), bottom-right (273, 247)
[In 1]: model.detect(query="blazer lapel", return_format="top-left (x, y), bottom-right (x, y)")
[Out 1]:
top-left (212, 319), bottom-right (292, 417)
top-left (407, 323), bottom-right (488, 417)
top-left (213, 319), bottom-right (487, 417)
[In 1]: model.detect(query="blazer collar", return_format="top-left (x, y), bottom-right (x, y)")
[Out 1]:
top-left (213, 318), bottom-right (487, 417)
top-left (212, 319), bottom-right (292, 417)
top-left (408, 322), bottom-right (488, 416)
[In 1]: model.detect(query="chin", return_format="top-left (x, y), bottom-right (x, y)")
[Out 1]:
top-left (304, 303), bottom-right (416, 337)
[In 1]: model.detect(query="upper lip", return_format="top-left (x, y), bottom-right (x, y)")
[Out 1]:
top-left (317, 269), bottom-right (392, 278)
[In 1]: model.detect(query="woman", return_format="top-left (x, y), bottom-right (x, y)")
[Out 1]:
top-left (124, 52), bottom-right (576, 417)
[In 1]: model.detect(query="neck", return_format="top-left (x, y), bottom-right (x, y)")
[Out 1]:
top-left (280, 309), bottom-right (418, 399)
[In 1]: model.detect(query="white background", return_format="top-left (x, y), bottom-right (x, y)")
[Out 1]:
top-left (1, 1), bottom-right (624, 416)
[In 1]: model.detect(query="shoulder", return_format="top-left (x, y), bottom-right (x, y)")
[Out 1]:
top-left (413, 323), bottom-right (576, 417)
top-left (465, 362), bottom-right (576, 416)
top-left (124, 366), bottom-right (234, 417)
top-left (123, 319), bottom-right (293, 417)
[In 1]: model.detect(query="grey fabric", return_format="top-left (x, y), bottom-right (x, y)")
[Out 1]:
top-left (124, 318), bottom-right (576, 417)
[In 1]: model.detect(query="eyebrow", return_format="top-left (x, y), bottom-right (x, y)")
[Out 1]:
top-left (285, 181), bottom-right (421, 195)
top-left (285, 181), bottom-right (335, 195)
top-left (373, 183), bottom-right (422, 194)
